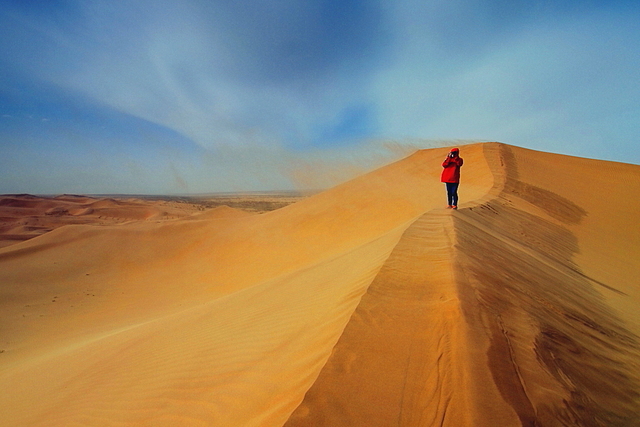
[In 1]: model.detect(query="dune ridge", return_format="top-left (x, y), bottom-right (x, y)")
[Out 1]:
top-left (1, 143), bottom-right (639, 426)
top-left (286, 143), bottom-right (640, 426)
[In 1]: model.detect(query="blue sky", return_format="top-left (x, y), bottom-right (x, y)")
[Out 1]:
top-left (1, 0), bottom-right (639, 194)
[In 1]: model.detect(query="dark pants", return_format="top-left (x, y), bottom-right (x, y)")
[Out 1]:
top-left (445, 182), bottom-right (459, 206)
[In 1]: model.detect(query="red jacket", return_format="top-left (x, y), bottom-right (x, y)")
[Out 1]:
top-left (441, 155), bottom-right (463, 183)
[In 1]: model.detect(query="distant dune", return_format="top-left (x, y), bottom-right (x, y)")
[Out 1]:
top-left (0, 143), bottom-right (638, 426)
top-left (0, 194), bottom-right (302, 249)
top-left (0, 195), bottom-right (204, 248)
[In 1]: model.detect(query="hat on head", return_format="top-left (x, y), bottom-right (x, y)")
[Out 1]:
top-left (450, 147), bottom-right (459, 152)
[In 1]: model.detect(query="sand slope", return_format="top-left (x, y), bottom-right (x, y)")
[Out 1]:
top-left (1, 143), bottom-right (639, 426)
top-left (286, 143), bottom-right (640, 427)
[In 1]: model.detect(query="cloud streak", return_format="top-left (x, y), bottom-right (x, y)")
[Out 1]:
top-left (1, 0), bottom-right (639, 193)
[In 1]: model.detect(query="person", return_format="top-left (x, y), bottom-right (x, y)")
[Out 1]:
top-left (441, 147), bottom-right (463, 209)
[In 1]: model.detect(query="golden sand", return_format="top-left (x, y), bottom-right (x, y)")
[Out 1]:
top-left (1, 143), bottom-right (638, 426)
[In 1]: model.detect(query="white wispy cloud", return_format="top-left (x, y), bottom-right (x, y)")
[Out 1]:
top-left (1, 0), bottom-right (639, 193)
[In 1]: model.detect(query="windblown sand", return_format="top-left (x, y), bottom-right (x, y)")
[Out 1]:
top-left (1, 143), bottom-right (639, 426)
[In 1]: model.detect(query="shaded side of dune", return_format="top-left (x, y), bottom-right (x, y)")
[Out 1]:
top-left (453, 144), bottom-right (640, 427)
top-left (285, 143), bottom-right (640, 427)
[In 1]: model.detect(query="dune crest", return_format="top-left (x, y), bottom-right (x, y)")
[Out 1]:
top-left (1, 143), bottom-right (639, 426)
top-left (286, 143), bottom-right (640, 427)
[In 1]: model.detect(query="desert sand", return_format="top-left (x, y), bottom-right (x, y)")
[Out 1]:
top-left (1, 142), bottom-right (639, 426)
top-left (0, 193), bottom-right (304, 249)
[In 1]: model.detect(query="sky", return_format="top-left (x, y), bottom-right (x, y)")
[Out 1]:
top-left (1, 0), bottom-right (639, 194)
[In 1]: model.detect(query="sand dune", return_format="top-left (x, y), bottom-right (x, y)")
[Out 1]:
top-left (186, 205), bottom-right (254, 221)
top-left (0, 195), bottom-right (208, 249)
top-left (0, 143), bottom-right (638, 426)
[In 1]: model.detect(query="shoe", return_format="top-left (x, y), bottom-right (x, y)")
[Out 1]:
top-left (452, 206), bottom-right (458, 210)
top-left (446, 205), bottom-right (453, 209)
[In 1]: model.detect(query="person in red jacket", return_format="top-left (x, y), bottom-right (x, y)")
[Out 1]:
top-left (441, 147), bottom-right (463, 209)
